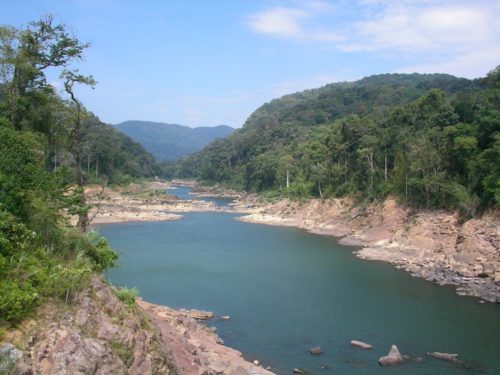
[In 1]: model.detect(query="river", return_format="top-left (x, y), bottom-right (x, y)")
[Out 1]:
top-left (102, 187), bottom-right (500, 374)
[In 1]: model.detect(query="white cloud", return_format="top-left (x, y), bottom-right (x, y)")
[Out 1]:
top-left (399, 46), bottom-right (500, 79)
top-left (340, 3), bottom-right (497, 53)
top-left (246, 6), bottom-right (343, 42)
top-left (247, 7), bottom-right (308, 39)
top-left (247, 1), bottom-right (500, 78)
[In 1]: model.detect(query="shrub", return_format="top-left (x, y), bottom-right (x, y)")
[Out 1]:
top-left (115, 287), bottom-right (139, 306)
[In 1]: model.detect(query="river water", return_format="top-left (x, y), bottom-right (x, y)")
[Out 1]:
top-left (102, 187), bottom-right (500, 374)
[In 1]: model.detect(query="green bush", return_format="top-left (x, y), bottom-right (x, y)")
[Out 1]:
top-left (115, 287), bottom-right (139, 306)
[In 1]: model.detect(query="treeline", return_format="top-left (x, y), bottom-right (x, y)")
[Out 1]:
top-left (169, 70), bottom-right (499, 214)
top-left (0, 17), bottom-right (157, 324)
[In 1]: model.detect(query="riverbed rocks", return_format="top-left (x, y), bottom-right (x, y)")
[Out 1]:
top-left (179, 308), bottom-right (214, 320)
top-left (3, 276), bottom-right (275, 375)
top-left (236, 195), bottom-right (499, 302)
top-left (350, 340), bottom-right (373, 350)
top-left (426, 351), bottom-right (463, 364)
top-left (309, 347), bottom-right (323, 355)
top-left (138, 300), bottom-right (275, 375)
top-left (378, 345), bottom-right (406, 366)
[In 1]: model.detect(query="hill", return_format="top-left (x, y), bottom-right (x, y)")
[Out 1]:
top-left (114, 120), bottom-right (234, 161)
top-left (170, 70), bottom-right (499, 212)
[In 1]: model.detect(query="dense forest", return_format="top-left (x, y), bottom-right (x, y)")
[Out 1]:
top-left (115, 120), bottom-right (234, 162)
top-left (0, 17), bottom-right (160, 325)
top-left (170, 71), bottom-right (500, 214)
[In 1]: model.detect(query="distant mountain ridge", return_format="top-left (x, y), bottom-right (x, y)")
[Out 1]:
top-left (114, 121), bottom-right (234, 161)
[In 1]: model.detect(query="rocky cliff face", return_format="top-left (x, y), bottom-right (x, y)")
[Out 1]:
top-left (236, 198), bottom-right (499, 302)
top-left (2, 276), bottom-right (177, 374)
top-left (1, 276), bottom-right (275, 375)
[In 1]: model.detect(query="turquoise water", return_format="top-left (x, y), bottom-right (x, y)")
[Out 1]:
top-left (102, 188), bottom-right (500, 374)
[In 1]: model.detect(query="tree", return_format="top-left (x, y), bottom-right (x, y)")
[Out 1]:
top-left (61, 69), bottom-right (96, 232)
top-left (0, 15), bottom-right (89, 129)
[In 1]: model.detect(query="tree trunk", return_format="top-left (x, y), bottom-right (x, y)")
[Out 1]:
top-left (384, 155), bottom-right (387, 181)
top-left (286, 170), bottom-right (290, 189)
top-left (74, 101), bottom-right (89, 232)
top-left (366, 153), bottom-right (374, 192)
top-left (318, 182), bottom-right (323, 198)
top-left (405, 172), bottom-right (408, 197)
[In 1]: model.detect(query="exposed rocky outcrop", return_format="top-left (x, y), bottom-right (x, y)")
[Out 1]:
top-left (2, 276), bottom-right (275, 375)
top-left (236, 197), bottom-right (499, 302)
top-left (83, 181), bottom-right (231, 226)
top-left (137, 300), bottom-right (274, 375)
top-left (378, 345), bottom-right (407, 366)
top-left (4, 276), bottom-right (177, 375)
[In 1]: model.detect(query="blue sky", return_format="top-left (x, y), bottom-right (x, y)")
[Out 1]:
top-left (1, 0), bottom-right (499, 128)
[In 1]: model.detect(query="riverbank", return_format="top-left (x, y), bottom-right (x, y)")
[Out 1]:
top-left (235, 197), bottom-right (499, 303)
top-left (86, 181), bottom-right (499, 302)
top-left (1, 276), bottom-right (275, 375)
top-left (84, 181), bottom-right (232, 225)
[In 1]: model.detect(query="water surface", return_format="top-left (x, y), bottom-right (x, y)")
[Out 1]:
top-left (103, 188), bottom-right (500, 374)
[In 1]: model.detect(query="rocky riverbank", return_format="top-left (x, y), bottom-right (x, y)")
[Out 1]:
top-left (0, 276), bottom-right (275, 375)
top-left (235, 197), bottom-right (499, 303)
top-left (84, 181), bottom-right (229, 225)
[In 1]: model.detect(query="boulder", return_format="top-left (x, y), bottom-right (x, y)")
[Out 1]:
top-left (350, 340), bottom-right (373, 350)
top-left (378, 345), bottom-right (406, 366)
top-left (0, 343), bottom-right (23, 374)
top-left (309, 347), bottom-right (322, 355)
top-left (426, 352), bottom-right (463, 364)
top-left (180, 309), bottom-right (214, 320)
top-left (292, 368), bottom-right (305, 375)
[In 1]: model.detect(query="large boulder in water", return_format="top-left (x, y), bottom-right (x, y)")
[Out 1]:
top-left (378, 345), bottom-right (406, 366)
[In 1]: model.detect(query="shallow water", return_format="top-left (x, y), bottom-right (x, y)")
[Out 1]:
top-left (102, 188), bottom-right (500, 374)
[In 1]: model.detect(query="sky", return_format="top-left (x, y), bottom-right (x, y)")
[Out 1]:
top-left (1, 0), bottom-right (499, 128)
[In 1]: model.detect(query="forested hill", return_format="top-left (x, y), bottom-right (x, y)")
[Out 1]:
top-left (170, 70), bottom-right (499, 213)
top-left (114, 120), bottom-right (234, 161)
top-left (0, 16), bottom-right (162, 324)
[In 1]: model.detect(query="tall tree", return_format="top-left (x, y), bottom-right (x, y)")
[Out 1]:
top-left (61, 69), bottom-right (96, 232)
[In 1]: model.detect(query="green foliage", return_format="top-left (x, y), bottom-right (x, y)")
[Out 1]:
top-left (115, 121), bottom-right (234, 162)
top-left (171, 70), bottom-right (499, 212)
top-left (115, 287), bottom-right (139, 306)
top-left (0, 17), bottom-right (132, 324)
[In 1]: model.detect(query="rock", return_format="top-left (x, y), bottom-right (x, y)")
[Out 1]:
top-left (220, 315), bottom-right (231, 320)
top-left (415, 357), bottom-right (424, 363)
top-left (253, 360), bottom-right (260, 366)
top-left (426, 351), bottom-right (463, 364)
top-left (182, 309), bottom-right (214, 320)
top-left (378, 345), bottom-right (406, 366)
top-left (309, 347), bottom-right (322, 355)
top-left (0, 343), bottom-right (23, 374)
top-left (293, 368), bottom-right (306, 375)
top-left (350, 340), bottom-right (373, 349)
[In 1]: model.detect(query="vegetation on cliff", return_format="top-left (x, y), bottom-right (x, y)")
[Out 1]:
top-left (0, 17), bottom-right (159, 325)
top-left (170, 70), bottom-right (499, 214)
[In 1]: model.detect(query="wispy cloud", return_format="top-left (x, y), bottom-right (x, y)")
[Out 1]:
top-left (246, 0), bottom-right (500, 78)
top-left (247, 7), bottom-right (308, 39)
top-left (246, 4), bottom-right (343, 42)
top-left (339, 3), bottom-right (497, 53)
